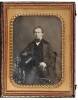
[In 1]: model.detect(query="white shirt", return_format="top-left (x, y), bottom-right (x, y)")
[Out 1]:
top-left (36, 42), bottom-right (40, 46)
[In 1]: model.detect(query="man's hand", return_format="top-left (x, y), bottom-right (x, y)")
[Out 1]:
top-left (39, 62), bottom-right (47, 71)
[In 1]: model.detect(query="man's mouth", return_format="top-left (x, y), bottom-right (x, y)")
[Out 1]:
top-left (35, 39), bottom-right (41, 42)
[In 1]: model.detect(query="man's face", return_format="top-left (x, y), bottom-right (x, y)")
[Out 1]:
top-left (33, 28), bottom-right (43, 40)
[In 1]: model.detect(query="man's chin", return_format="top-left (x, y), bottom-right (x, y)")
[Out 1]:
top-left (35, 39), bottom-right (41, 42)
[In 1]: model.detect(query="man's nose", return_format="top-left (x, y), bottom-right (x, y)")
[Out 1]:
top-left (36, 32), bottom-right (39, 36)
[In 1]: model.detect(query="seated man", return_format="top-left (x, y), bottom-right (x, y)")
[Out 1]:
top-left (13, 26), bottom-right (58, 85)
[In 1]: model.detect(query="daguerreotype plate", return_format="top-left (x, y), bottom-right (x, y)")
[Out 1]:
top-left (0, 2), bottom-right (76, 97)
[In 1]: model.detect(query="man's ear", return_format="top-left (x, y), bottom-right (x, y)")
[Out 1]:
top-left (42, 33), bottom-right (44, 36)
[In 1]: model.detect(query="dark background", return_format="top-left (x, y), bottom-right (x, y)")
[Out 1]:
top-left (13, 16), bottom-right (62, 78)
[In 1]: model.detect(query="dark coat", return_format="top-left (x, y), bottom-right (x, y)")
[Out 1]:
top-left (13, 39), bottom-right (58, 84)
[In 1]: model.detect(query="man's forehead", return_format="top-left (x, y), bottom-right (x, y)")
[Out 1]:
top-left (35, 28), bottom-right (42, 31)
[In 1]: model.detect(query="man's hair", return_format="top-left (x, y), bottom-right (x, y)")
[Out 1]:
top-left (33, 26), bottom-right (44, 33)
